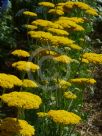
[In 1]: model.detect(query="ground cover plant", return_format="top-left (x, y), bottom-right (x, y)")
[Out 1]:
top-left (0, 0), bottom-right (101, 136)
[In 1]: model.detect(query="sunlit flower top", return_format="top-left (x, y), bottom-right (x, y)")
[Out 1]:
top-left (1, 91), bottom-right (42, 109)
top-left (11, 49), bottom-right (30, 58)
top-left (55, 19), bottom-right (84, 31)
top-left (23, 11), bottom-right (37, 17)
top-left (57, 79), bottom-right (71, 89)
top-left (70, 78), bottom-right (96, 85)
top-left (0, 73), bottom-right (22, 89)
top-left (31, 19), bottom-right (63, 29)
top-left (60, 17), bottom-right (84, 23)
top-left (64, 91), bottom-right (77, 99)
top-left (47, 28), bottom-right (69, 36)
top-left (63, 1), bottom-right (98, 16)
top-left (0, 117), bottom-right (35, 136)
top-left (81, 58), bottom-right (89, 64)
top-left (53, 55), bottom-right (72, 64)
top-left (48, 9), bottom-right (64, 15)
top-left (12, 61), bottom-right (40, 72)
top-left (24, 25), bottom-right (38, 30)
top-left (28, 31), bottom-right (74, 48)
top-left (83, 53), bottom-right (102, 64)
top-left (37, 112), bottom-right (48, 118)
top-left (38, 2), bottom-right (55, 8)
top-left (48, 110), bottom-right (81, 125)
top-left (22, 79), bottom-right (38, 88)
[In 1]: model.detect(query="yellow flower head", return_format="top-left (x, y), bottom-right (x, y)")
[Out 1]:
top-left (12, 61), bottom-right (40, 72)
top-left (53, 55), bottom-right (72, 64)
top-left (31, 19), bottom-right (63, 29)
top-left (64, 91), bottom-right (77, 99)
top-left (81, 58), bottom-right (89, 64)
top-left (38, 2), bottom-right (55, 8)
top-left (83, 53), bottom-right (102, 64)
top-left (47, 28), bottom-right (69, 36)
top-left (11, 49), bottom-right (30, 57)
top-left (57, 79), bottom-right (71, 89)
top-left (55, 19), bottom-right (84, 31)
top-left (0, 117), bottom-right (35, 136)
top-left (48, 9), bottom-right (64, 16)
top-left (1, 91), bottom-right (42, 109)
top-left (37, 112), bottom-right (48, 118)
top-left (0, 73), bottom-right (22, 89)
top-left (23, 11), bottom-right (37, 17)
top-left (24, 25), bottom-right (38, 30)
top-left (22, 79), bottom-right (38, 88)
top-left (48, 110), bottom-right (81, 125)
top-left (70, 78), bottom-right (96, 85)
top-left (85, 8), bottom-right (98, 16)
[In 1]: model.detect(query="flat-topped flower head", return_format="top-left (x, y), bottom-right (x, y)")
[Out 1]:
top-left (1, 91), bottom-right (42, 109)
top-left (47, 28), bottom-right (69, 36)
top-left (48, 110), bottom-right (81, 125)
top-left (0, 73), bottom-right (22, 89)
top-left (22, 79), bottom-right (38, 88)
top-left (59, 17), bottom-right (84, 24)
top-left (31, 19), bottom-right (63, 29)
top-left (83, 53), bottom-right (102, 64)
top-left (24, 25), bottom-right (37, 30)
top-left (64, 91), bottom-right (77, 99)
top-left (48, 9), bottom-right (64, 16)
top-left (38, 2), bottom-right (55, 8)
top-left (23, 11), bottom-right (37, 17)
top-left (53, 55), bottom-right (72, 64)
top-left (37, 112), bottom-right (48, 118)
top-left (70, 78), bottom-right (96, 85)
top-left (12, 61), bottom-right (40, 72)
top-left (57, 79), bottom-right (71, 89)
top-left (0, 117), bottom-right (35, 136)
top-left (11, 49), bottom-right (30, 58)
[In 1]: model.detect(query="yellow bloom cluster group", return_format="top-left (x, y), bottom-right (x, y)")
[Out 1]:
top-left (0, 73), bottom-right (22, 89)
top-left (48, 110), bottom-right (81, 125)
top-left (1, 91), bottom-right (42, 109)
top-left (70, 78), bottom-right (96, 85)
top-left (12, 61), bottom-right (40, 72)
top-left (83, 53), bottom-right (102, 64)
top-left (0, 118), bottom-right (35, 136)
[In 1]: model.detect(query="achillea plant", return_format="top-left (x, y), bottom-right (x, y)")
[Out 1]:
top-left (0, 0), bottom-right (100, 136)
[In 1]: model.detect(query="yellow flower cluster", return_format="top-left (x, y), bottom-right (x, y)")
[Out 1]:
top-left (48, 9), bottom-right (64, 15)
top-left (23, 11), bottom-right (37, 17)
top-left (53, 55), bottom-right (72, 64)
top-left (58, 79), bottom-right (71, 89)
top-left (59, 17), bottom-right (84, 24)
top-left (81, 58), bottom-right (89, 64)
top-left (1, 91), bottom-right (42, 109)
top-left (83, 53), bottom-right (102, 64)
top-left (28, 31), bottom-right (75, 48)
top-left (48, 110), bottom-right (81, 125)
top-left (24, 24), bottom-right (37, 30)
top-left (0, 117), bottom-right (35, 136)
top-left (31, 19), bottom-right (63, 29)
top-left (40, 49), bottom-right (58, 57)
top-left (37, 112), bottom-right (48, 118)
top-left (63, 2), bottom-right (98, 16)
top-left (47, 28), bottom-right (69, 36)
top-left (0, 73), bottom-right (22, 89)
top-left (55, 19), bottom-right (84, 31)
top-left (22, 79), bottom-right (38, 88)
top-left (11, 49), bottom-right (30, 57)
top-left (12, 61), bottom-right (40, 72)
top-left (64, 91), bottom-right (77, 99)
top-left (70, 78), bottom-right (96, 85)
top-left (38, 2), bottom-right (55, 8)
